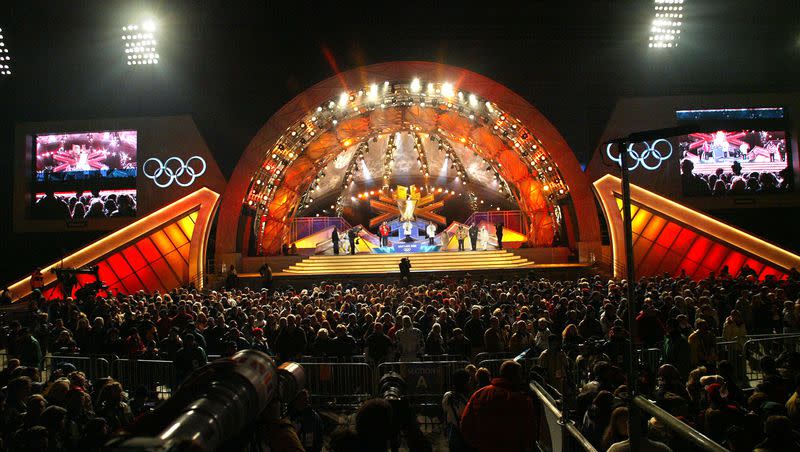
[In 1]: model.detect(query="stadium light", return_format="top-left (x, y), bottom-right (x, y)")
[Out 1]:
top-left (649, 0), bottom-right (683, 49)
top-left (122, 19), bottom-right (159, 66)
top-left (0, 27), bottom-right (11, 76)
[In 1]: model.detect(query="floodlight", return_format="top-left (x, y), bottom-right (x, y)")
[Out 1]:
top-left (649, 1), bottom-right (683, 49)
top-left (122, 19), bottom-right (159, 65)
top-left (0, 27), bottom-right (10, 76)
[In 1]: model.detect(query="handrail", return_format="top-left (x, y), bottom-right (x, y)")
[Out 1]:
top-left (529, 380), bottom-right (560, 416)
top-left (564, 422), bottom-right (599, 452)
top-left (633, 396), bottom-right (728, 452)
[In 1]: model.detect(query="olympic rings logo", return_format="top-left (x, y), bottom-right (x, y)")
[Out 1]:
top-left (605, 139), bottom-right (673, 171)
top-left (142, 156), bottom-right (207, 188)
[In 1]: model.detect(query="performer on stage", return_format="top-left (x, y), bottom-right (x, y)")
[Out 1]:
top-left (495, 222), bottom-right (504, 249)
top-left (426, 222), bottom-right (436, 245)
top-left (348, 227), bottom-right (358, 255)
top-left (479, 226), bottom-right (490, 250)
top-left (456, 226), bottom-right (467, 251)
top-left (331, 227), bottom-right (340, 255)
top-left (30, 267), bottom-right (44, 292)
top-left (440, 229), bottom-right (450, 251)
top-left (468, 224), bottom-right (479, 251)
top-left (402, 220), bottom-right (414, 243)
top-left (379, 222), bottom-right (391, 247)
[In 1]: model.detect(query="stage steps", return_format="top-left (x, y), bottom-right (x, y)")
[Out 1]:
top-left (282, 250), bottom-right (534, 275)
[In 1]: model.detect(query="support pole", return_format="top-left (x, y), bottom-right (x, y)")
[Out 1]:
top-left (619, 139), bottom-right (642, 450)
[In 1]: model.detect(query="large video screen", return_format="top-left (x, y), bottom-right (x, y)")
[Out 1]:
top-left (32, 130), bottom-right (138, 220)
top-left (679, 129), bottom-right (790, 196)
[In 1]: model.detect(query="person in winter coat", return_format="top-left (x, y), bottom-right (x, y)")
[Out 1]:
top-left (395, 315), bottom-right (424, 361)
top-left (460, 360), bottom-right (543, 451)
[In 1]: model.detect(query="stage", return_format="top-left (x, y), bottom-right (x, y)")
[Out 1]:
top-left (229, 247), bottom-right (596, 288)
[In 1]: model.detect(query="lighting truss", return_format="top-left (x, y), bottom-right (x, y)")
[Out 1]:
top-left (649, 0), bottom-right (683, 48)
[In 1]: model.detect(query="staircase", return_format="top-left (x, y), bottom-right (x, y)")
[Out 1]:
top-left (282, 250), bottom-right (534, 275)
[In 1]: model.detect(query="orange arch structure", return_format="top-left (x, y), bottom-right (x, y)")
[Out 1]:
top-left (216, 62), bottom-right (599, 257)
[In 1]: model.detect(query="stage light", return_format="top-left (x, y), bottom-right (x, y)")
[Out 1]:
top-left (442, 82), bottom-right (455, 98)
top-left (338, 92), bottom-right (349, 107)
top-left (368, 83), bottom-right (379, 101)
top-left (122, 19), bottom-right (159, 66)
top-left (649, 0), bottom-right (683, 48)
top-left (468, 94), bottom-right (478, 107)
top-left (410, 78), bottom-right (421, 93)
top-left (0, 27), bottom-right (11, 76)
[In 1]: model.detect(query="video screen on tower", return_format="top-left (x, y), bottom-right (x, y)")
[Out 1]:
top-left (31, 130), bottom-right (138, 220)
top-left (679, 129), bottom-right (791, 196)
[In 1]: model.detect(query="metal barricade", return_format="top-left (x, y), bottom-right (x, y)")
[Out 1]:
top-left (112, 359), bottom-right (177, 398)
top-left (742, 333), bottom-right (800, 385)
top-left (301, 362), bottom-right (374, 406)
top-left (478, 357), bottom-right (539, 378)
top-left (299, 355), bottom-right (367, 364)
top-left (44, 355), bottom-right (110, 381)
top-left (474, 351), bottom-right (517, 363)
top-left (376, 360), bottom-right (469, 405)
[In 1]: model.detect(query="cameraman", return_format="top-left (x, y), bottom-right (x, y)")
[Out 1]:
top-left (460, 360), bottom-right (542, 451)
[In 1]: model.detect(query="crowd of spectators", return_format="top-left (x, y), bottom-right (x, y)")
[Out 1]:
top-left (33, 191), bottom-right (137, 220)
top-left (681, 159), bottom-right (792, 196)
top-left (4, 267), bottom-right (800, 450)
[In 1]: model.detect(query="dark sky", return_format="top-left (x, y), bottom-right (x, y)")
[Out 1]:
top-left (1, 0), bottom-right (800, 274)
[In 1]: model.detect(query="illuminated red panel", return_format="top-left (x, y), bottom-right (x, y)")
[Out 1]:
top-left (177, 216), bottom-right (196, 240)
top-left (658, 252), bottom-right (683, 275)
top-left (96, 261), bottom-right (120, 287)
top-left (164, 223), bottom-right (189, 248)
top-left (744, 258), bottom-right (765, 275)
top-left (150, 230), bottom-right (177, 256)
top-left (685, 236), bottom-right (712, 264)
top-left (120, 274), bottom-right (146, 293)
top-left (106, 253), bottom-right (134, 279)
top-left (677, 259), bottom-right (700, 277)
top-left (638, 244), bottom-right (669, 276)
top-left (631, 209), bottom-right (653, 235)
top-left (759, 266), bottom-right (784, 280)
top-left (149, 258), bottom-right (180, 289)
top-left (163, 249), bottom-right (188, 279)
top-left (641, 215), bottom-right (667, 242)
top-left (177, 242), bottom-right (191, 262)
top-left (670, 228), bottom-right (698, 257)
top-left (702, 243), bottom-right (730, 273)
top-left (633, 236), bottom-right (653, 263)
top-left (122, 246), bottom-right (148, 272)
top-left (656, 222), bottom-right (682, 249)
top-left (720, 251), bottom-right (747, 275)
top-left (136, 238), bottom-right (162, 262)
top-left (135, 265), bottom-right (167, 293)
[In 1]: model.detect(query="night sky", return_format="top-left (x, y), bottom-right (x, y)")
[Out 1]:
top-left (2, 0), bottom-right (800, 279)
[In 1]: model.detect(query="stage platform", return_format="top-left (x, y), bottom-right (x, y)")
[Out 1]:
top-left (230, 249), bottom-right (597, 288)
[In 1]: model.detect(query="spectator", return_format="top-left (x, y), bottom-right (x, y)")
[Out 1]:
top-left (395, 315), bottom-right (424, 361)
top-left (460, 360), bottom-right (542, 451)
top-left (288, 390), bottom-right (324, 452)
top-left (425, 323), bottom-right (445, 356)
top-left (688, 319), bottom-right (718, 367)
top-left (365, 322), bottom-right (393, 364)
top-left (442, 369), bottom-right (471, 451)
top-left (173, 333), bottom-right (208, 382)
top-left (446, 328), bottom-right (472, 359)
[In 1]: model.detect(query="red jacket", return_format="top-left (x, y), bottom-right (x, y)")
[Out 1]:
top-left (379, 224), bottom-right (390, 236)
top-left (460, 377), bottom-right (541, 451)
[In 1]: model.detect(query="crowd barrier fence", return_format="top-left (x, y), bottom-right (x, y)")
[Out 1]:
top-left (301, 362), bottom-right (374, 406)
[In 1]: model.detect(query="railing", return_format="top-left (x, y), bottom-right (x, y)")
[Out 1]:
top-left (290, 217), bottom-right (351, 243)
top-left (529, 379), bottom-right (597, 452)
top-left (633, 396), bottom-right (728, 452)
top-left (465, 210), bottom-right (528, 236)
